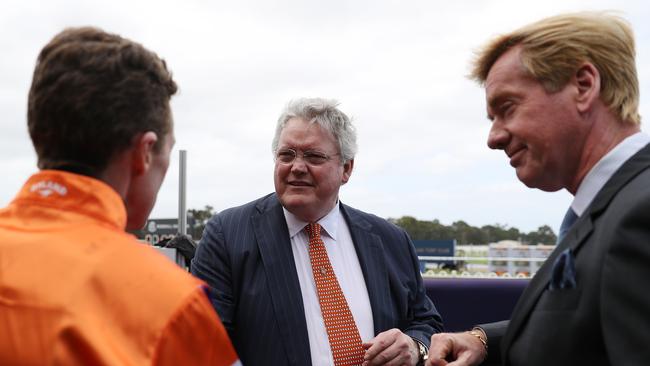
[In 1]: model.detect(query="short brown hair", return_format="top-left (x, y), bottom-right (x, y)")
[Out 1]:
top-left (470, 12), bottom-right (640, 124)
top-left (28, 27), bottom-right (178, 173)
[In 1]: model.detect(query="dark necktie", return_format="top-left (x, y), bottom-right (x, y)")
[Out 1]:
top-left (557, 207), bottom-right (578, 244)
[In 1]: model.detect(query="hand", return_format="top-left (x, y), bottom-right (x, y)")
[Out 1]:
top-left (426, 332), bottom-right (486, 366)
top-left (362, 328), bottom-right (419, 366)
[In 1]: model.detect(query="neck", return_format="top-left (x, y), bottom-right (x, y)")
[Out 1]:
top-left (97, 152), bottom-right (134, 201)
top-left (290, 199), bottom-right (339, 223)
top-left (47, 162), bottom-right (99, 178)
top-left (567, 110), bottom-right (639, 194)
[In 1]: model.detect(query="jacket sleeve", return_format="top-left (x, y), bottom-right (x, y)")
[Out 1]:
top-left (478, 320), bottom-right (509, 365)
top-left (401, 230), bottom-right (445, 347)
top-left (190, 215), bottom-right (236, 334)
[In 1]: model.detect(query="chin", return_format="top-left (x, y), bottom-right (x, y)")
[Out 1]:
top-left (518, 173), bottom-right (564, 192)
top-left (280, 191), bottom-right (308, 205)
top-left (126, 216), bottom-right (148, 231)
top-left (125, 205), bottom-right (153, 231)
top-left (280, 197), bottom-right (320, 221)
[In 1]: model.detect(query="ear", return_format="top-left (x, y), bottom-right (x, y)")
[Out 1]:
top-left (341, 159), bottom-right (354, 184)
top-left (131, 131), bottom-right (159, 176)
top-left (574, 62), bottom-right (601, 114)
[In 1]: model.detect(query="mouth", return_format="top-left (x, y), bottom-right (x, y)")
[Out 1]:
top-left (506, 145), bottom-right (526, 167)
top-left (288, 180), bottom-right (313, 187)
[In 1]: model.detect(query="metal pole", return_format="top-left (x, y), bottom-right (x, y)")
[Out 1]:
top-left (178, 150), bottom-right (187, 235)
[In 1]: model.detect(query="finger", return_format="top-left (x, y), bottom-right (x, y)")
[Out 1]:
top-left (366, 342), bottom-right (402, 366)
top-left (381, 344), bottom-right (412, 366)
top-left (426, 358), bottom-right (448, 366)
top-left (364, 331), bottom-right (398, 361)
top-left (428, 337), bottom-right (479, 366)
top-left (450, 349), bottom-right (482, 366)
top-left (428, 336), bottom-right (455, 362)
top-left (442, 358), bottom-right (474, 366)
top-left (367, 331), bottom-right (416, 366)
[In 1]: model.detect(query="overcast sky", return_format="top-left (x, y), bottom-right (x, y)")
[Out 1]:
top-left (1, 0), bottom-right (648, 234)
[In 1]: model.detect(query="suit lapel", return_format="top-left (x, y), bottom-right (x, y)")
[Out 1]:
top-left (501, 143), bottom-right (650, 357)
top-left (341, 204), bottom-right (391, 333)
top-left (252, 195), bottom-right (311, 365)
top-left (500, 216), bottom-right (593, 353)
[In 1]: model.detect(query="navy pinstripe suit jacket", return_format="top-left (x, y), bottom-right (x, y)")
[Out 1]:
top-left (192, 193), bottom-right (443, 365)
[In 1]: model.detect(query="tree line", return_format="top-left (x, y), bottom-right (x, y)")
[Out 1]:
top-left (389, 216), bottom-right (557, 245)
top-left (187, 206), bottom-right (557, 245)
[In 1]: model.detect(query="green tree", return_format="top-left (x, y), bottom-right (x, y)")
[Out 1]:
top-left (522, 225), bottom-right (557, 245)
top-left (187, 205), bottom-right (216, 240)
top-left (390, 216), bottom-right (556, 245)
top-left (390, 216), bottom-right (455, 240)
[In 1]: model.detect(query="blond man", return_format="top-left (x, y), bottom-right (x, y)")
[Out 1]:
top-left (428, 12), bottom-right (650, 366)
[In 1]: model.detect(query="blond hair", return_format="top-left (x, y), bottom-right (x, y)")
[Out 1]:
top-left (470, 12), bottom-right (640, 124)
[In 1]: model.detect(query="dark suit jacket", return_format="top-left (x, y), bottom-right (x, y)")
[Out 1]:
top-left (481, 143), bottom-right (650, 366)
top-left (191, 193), bottom-right (443, 366)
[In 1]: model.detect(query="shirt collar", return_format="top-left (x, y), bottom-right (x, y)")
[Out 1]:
top-left (13, 170), bottom-right (127, 230)
top-left (283, 201), bottom-right (341, 241)
top-left (572, 132), bottom-right (650, 216)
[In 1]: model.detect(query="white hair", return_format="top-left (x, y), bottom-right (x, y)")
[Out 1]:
top-left (271, 97), bottom-right (358, 162)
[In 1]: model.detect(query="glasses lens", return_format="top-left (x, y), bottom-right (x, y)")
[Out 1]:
top-left (303, 151), bottom-right (329, 165)
top-left (276, 149), bottom-right (296, 164)
top-left (276, 149), bottom-right (332, 165)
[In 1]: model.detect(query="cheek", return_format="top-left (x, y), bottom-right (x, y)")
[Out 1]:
top-left (162, 157), bottom-right (171, 175)
top-left (315, 172), bottom-right (339, 191)
top-left (153, 161), bottom-right (170, 190)
top-left (274, 164), bottom-right (285, 178)
top-left (274, 165), bottom-right (287, 187)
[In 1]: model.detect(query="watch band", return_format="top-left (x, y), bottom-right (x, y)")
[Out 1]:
top-left (469, 327), bottom-right (488, 356)
top-left (412, 338), bottom-right (428, 366)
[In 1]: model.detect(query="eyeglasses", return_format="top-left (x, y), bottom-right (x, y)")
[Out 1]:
top-left (275, 148), bottom-right (340, 166)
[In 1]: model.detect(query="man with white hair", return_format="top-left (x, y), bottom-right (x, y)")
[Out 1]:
top-left (193, 97), bottom-right (443, 366)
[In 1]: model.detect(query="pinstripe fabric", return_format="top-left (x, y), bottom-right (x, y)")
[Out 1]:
top-left (192, 193), bottom-right (443, 366)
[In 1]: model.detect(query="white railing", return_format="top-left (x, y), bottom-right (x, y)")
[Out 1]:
top-left (418, 255), bottom-right (551, 279)
top-left (418, 255), bottom-right (547, 262)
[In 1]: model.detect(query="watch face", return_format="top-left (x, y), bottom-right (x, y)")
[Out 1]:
top-left (419, 342), bottom-right (427, 359)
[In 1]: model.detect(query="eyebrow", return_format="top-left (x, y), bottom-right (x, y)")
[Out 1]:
top-left (485, 96), bottom-right (501, 121)
top-left (487, 93), bottom-right (506, 112)
top-left (486, 91), bottom-right (518, 121)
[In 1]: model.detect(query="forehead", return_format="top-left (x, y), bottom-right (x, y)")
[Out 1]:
top-left (278, 117), bottom-right (338, 150)
top-left (485, 47), bottom-right (533, 106)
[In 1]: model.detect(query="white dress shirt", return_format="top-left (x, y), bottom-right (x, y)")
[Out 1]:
top-left (284, 202), bottom-right (375, 366)
top-left (571, 132), bottom-right (650, 216)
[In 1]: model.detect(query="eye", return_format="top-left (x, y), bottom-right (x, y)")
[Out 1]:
top-left (303, 151), bottom-right (328, 165)
top-left (500, 101), bottom-right (514, 118)
top-left (276, 149), bottom-right (296, 163)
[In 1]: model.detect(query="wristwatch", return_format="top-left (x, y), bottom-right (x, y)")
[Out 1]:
top-left (413, 338), bottom-right (428, 366)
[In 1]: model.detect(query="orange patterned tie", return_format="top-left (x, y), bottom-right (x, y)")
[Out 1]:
top-left (305, 222), bottom-right (365, 366)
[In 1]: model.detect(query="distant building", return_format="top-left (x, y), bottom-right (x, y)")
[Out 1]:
top-left (488, 240), bottom-right (554, 276)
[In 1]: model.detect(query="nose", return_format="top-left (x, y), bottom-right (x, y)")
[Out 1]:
top-left (290, 157), bottom-right (308, 175)
top-left (487, 122), bottom-right (510, 150)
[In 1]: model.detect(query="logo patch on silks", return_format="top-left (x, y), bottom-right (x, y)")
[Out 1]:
top-left (30, 181), bottom-right (68, 197)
